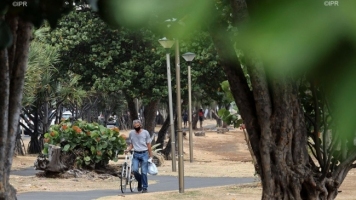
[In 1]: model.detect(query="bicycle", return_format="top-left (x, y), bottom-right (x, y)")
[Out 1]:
top-left (120, 150), bottom-right (138, 193)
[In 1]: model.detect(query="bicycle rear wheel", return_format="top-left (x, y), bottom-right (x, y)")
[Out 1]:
top-left (120, 163), bottom-right (128, 193)
top-left (130, 174), bottom-right (138, 192)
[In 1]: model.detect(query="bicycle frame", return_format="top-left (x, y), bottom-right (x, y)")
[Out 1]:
top-left (124, 151), bottom-right (134, 181)
top-left (120, 150), bottom-right (138, 193)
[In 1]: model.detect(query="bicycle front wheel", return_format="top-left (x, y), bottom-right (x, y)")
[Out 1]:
top-left (120, 163), bottom-right (128, 193)
top-left (130, 174), bottom-right (138, 192)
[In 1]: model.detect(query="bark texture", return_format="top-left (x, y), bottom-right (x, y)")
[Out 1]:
top-left (0, 16), bottom-right (32, 200)
top-left (143, 99), bottom-right (160, 137)
top-left (156, 112), bottom-right (171, 158)
top-left (125, 93), bottom-right (138, 124)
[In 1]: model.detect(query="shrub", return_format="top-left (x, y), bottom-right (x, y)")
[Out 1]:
top-left (42, 120), bottom-right (127, 169)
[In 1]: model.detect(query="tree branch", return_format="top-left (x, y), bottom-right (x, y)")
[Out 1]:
top-left (333, 149), bottom-right (356, 180)
top-left (311, 83), bottom-right (324, 169)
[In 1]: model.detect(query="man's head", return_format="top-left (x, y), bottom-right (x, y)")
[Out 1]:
top-left (133, 119), bottom-right (142, 132)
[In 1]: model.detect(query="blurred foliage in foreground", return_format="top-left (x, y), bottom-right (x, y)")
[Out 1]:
top-left (237, 0), bottom-right (356, 139)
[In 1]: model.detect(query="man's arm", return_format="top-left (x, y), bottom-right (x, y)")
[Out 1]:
top-left (125, 143), bottom-right (133, 154)
top-left (147, 143), bottom-right (153, 158)
top-left (127, 143), bottom-right (133, 151)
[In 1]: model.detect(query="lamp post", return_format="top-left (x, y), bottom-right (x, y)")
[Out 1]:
top-left (135, 98), bottom-right (139, 118)
top-left (175, 39), bottom-right (184, 193)
top-left (158, 38), bottom-right (176, 172)
top-left (182, 52), bottom-right (196, 163)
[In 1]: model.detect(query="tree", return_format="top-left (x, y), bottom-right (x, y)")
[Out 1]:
top-left (22, 27), bottom-right (90, 153)
top-left (209, 0), bottom-right (356, 199)
top-left (42, 9), bottom-right (169, 135)
top-left (43, 8), bottom-right (225, 139)
top-left (22, 34), bottom-right (61, 153)
top-left (0, 1), bottom-right (79, 198)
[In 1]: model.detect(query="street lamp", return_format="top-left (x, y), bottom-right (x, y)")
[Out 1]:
top-left (182, 52), bottom-right (196, 163)
top-left (174, 39), bottom-right (184, 193)
top-left (158, 38), bottom-right (176, 172)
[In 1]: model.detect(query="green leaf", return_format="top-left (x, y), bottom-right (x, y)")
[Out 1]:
top-left (90, 131), bottom-right (99, 138)
top-left (234, 119), bottom-right (243, 128)
top-left (220, 80), bottom-right (234, 102)
top-left (42, 148), bottom-right (48, 155)
top-left (100, 142), bottom-right (108, 149)
top-left (99, 125), bottom-right (106, 133)
top-left (70, 144), bottom-right (77, 150)
top-left (62, 144), bottom-right (70, 152)
top-left (91, 145), bottom-right (96, 154)
top-left (84, 156), bottom-right (91, 161)
top-left (218, 108), bottom-right (230, 118)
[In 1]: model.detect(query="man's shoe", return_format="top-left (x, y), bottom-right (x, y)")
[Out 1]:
top-left (142, 189), bottom-right (148, 193)
top-left (137, 181), bottom-right (142, 192)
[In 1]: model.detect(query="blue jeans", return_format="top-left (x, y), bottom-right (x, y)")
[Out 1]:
top-left (132, 151), bottom-right (149, 189)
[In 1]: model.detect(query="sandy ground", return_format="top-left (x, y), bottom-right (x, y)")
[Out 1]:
top-left (10, 119), bottom-right (356, 199)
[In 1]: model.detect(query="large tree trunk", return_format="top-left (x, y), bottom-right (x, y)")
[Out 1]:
top-left (143, 99), bottom-right (160, 137)
top-left (156, 114), bottom-right (171, 158)
top-left (211, 110), bottom-right (222, 127)
top-left (125, 93), bottom-right (138, 123)
top-left (0, 16), bottom-right (32, 199)
top-left (209, 0), bottom-right (262, 168)
top-left (192, 106), bottom-right (200, 130)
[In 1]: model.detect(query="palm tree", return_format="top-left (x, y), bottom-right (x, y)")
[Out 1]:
top-left (23, 26), bottom-right (88, 153)
top-left (22, 32), bottom-right (61, 153)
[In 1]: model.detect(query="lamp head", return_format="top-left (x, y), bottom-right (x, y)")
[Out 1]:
top-left (158, 38), bottom-right (175, 49)
top-left (182, 52), bottom-right (196, 62)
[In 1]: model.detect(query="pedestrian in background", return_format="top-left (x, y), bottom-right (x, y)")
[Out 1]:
top-left (198, 109), bottom-right (204, 129)
top-left (183, 111), bottom-right (188, 128)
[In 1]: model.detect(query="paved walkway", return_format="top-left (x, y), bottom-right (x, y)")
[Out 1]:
top-left (13, 167), bottom-right (256, 200)
top-left (17, 176), bottom-right (256, 200)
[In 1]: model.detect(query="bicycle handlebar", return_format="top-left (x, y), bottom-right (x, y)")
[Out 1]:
top-left (124, 149), bottom-right (134, 155)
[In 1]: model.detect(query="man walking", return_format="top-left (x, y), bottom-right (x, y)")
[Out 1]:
top-left (125, 119), bottom-right (152, 193)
